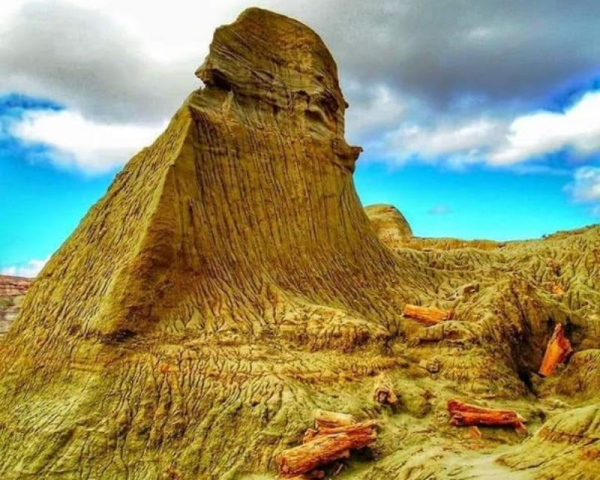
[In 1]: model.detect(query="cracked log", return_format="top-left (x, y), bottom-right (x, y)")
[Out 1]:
top-left (448, 399), bottom-right (526, 430)
top-left (403, 304), bottom-right (453, 325)
top-left (539, 324), bottom-right (573, 377)
top-left (277, 421), bottom-right (377, 477)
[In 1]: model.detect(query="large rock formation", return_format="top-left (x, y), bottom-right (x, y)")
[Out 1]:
top-left (0, 275), bottom-right (31, 336)
top-left (0, 8), bottom-right (598, 480)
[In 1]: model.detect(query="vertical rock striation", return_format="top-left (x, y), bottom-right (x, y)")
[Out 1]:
top-left (0, 9), bottom-right (417, 479)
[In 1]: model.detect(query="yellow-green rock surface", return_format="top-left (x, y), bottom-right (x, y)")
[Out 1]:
top-left (0, 8), bottom-right (598, 480)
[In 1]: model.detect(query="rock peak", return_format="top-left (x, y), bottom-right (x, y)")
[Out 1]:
top-left (196, 7), bottom-right (348, 135)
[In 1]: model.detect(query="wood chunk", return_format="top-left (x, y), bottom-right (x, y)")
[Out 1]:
top-left (447, 399), bottom-right (525, 420)
top-left (314, 409), bottom-right (356, 429)
top-left (447, 399), bottom-right (526, 430)
top-left (403, 304), bottom-right (453, 325)
top-left (303, 428), bottom-right (319, 444)
top-left (539, 324), bottom-right (573, 377)
top-left (450, 411), bottom-right (524, 428)
top-left (373, 374), bottom-right (398, 405)
top-left (276, 420), bottom-right (377, 477)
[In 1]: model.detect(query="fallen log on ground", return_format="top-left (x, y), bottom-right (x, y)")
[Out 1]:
top-left (277, 420), bottom-right (377, 477)
top-left (403, 304), bottom-right (453, 325)
top-left (539, 324), bottom-right (573, 377)
top-left (447, 399), bottom-right (526, 431)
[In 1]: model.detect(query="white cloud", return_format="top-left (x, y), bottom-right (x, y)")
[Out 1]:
top-left (566, 167), bottom-right (600, 202)
top-left (490, 91), bottom-right (600, 165)
top-left (1, 257), bottom-right (49, 278)
top-left (11, 110), bottom-right (165, 174)
top-left (384, 117), bottom-right (504, 168)
top-left (344, 83), bottom-right (406, 142)
top-left (377, 91), bottom-right (600, 172)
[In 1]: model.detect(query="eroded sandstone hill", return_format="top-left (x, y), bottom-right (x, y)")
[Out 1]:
top-left (0, 275), bottom-right (31, 336)
top-left (0, 8), bottom-right (599, 480)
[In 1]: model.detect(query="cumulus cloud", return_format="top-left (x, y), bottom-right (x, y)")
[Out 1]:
top-left (344, 84), bottom-right (407, 143)
top-left (1, 257), bottom-right (49, 278)
top-left (274, 0), bottom-right (600, 107)
top-left (379, 91), bottom-right (600, 171)
top-left (11, 110), bottom-right (165, 174)
top-left (386, 117), bottom-right (504, 167)
top-left (490, 91), bottom-right (600, 165)
top-left (566, 167), bottom-right (600, 203)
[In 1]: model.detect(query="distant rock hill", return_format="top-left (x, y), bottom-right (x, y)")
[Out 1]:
top-left (0, 8), bottom-right (598, 480)
top-left (0, 275), bottom-right (31, 336)
top-left (364, 204), bottom-right (413, 248)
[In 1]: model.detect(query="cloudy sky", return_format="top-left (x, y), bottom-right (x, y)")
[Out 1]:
top-left (1, 0), bottom-right (600, 276)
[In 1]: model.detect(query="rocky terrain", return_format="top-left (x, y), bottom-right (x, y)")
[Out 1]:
top-left (0, 8), bottom-right (598, 480)
top-left (0, 275), bottom-right (31, 336)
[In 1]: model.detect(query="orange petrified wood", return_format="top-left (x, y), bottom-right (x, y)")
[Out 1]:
top-left (539, 324), bottom-right (573, 377)
top-left (447, 399), bottom-right (526, 431)
top-left (403, 304), bottom-right (453, 325)
top-left (277, 420), bottom-right (377, 477)
top-left (303, 410), bottom-right (357, 443)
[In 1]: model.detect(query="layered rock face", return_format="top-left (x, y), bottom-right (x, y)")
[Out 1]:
top-left (0, 275), bottom-right (31, 336)
top-left (0, 275), bottom-right (31, 296)
top-left (0, 8), bottom-right (599, 480)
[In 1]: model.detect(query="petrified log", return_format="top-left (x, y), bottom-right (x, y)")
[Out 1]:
top-left (450, 411), bottom-right (524, 428)
top-left (373, 374), bottom-right (398, 405)
top-left (403, 304), bottom-right (453, 325)
top-left (447, 399), bottom-right (526, 430)
top-left (539, 324), bottom-right (573, 376)
top-left (314, 409), bottom-right (356, 429)
top-left (277, 420), bottom-right (377, 477)
top-left (304, 410), bottom-right (360, 443)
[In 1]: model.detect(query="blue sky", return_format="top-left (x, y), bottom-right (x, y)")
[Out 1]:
top-left (1, 0), bottom-right (600, 276)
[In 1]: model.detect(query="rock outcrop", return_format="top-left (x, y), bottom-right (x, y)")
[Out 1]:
top-left (0, 8), bottom-right (598, 480)
top-left (365, 204), bottom-right (413, 248)
top-left (0, 275), bottom-right (31, 336)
